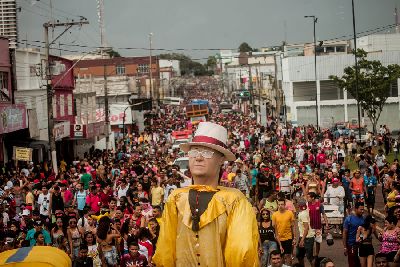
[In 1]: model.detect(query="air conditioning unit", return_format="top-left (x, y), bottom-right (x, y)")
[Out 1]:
top-left (49, 61), bottom-right (66, 76)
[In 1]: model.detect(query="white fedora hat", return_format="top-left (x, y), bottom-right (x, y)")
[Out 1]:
top-left (180, 122), bottom-right (236, 161)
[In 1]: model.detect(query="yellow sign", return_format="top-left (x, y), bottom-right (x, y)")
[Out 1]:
top-left (13, 146), bottom-right (32, 161)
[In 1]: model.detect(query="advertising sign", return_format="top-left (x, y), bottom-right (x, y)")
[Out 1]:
top-left (54, 121), bottom-right (70, 141)
top-left (0, 104), bottom-right (27, 134)
top-left (13, 146), bottom-right (32, 161)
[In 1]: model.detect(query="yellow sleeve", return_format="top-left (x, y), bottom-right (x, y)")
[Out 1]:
top-left (152, 193), bottom-right (178, 267)
top-left (224, 197), bottom-right (260, 267)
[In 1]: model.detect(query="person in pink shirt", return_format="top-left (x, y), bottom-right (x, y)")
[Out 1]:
top-left (60, 180), bottom-right (73, 207)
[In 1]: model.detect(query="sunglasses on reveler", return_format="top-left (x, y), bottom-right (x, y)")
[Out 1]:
top-left (187, 150), bottom-right (215, 159)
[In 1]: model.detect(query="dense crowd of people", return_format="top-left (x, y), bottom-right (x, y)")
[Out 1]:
top-left (0, 88), bottom-right (400, 267)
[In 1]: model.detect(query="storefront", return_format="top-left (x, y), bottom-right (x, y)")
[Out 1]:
top-left (0, 103), bottom-right (28, 162)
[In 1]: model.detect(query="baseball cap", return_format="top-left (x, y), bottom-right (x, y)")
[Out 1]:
top-left (34, 220), bottom-right (43, 226)
top-left (332, 178), bottom-right (339, 183)
top-left (20, 209), bottom-right (30, 217)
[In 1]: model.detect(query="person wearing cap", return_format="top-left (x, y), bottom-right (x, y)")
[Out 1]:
top-left (26, 219), bottom-right (51, 246)
top-left (296, 198), bottom-right (315, 267)
top-left (153, 122), bottom-right (259, 267)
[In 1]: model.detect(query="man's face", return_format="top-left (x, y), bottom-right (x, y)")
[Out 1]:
top-left (79, 249), bottom-right (88, 258)
top-left (188, 146), bottom-right (223, 179)
top-left (277, 200), bottom-right (285, 212)
top-left (129, 245), bottom-right (139, 256)
top-left (355, 206), bottom-right (364, 216)
top-left (42, 186), bottom-right (48, 194)
top-left (270, 254), bottom-right (283, 267)
top-left (375, 257), bottom-right (388, 267)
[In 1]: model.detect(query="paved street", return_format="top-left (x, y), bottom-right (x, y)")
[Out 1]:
top-left (311, 184), bottom-right (385, 267)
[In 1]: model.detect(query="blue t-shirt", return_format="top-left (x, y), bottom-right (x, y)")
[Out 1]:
top-left (364, 175), bottom-right (377, 194)
top-left (250, 168), bottom-right (258, 186)
top-left (26, 229), bottom-right (51, 246)
top-left (343, 215), bottom-right (365, 246)
top-left (75, 190), bottom-right (87, 211)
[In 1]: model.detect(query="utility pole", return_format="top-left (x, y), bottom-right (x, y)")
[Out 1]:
top-left (256, 66), bottom-right (261, 123)
top-left (305, 15), bottom-right (319, 130)
top-left (248, 64), bottom-right (255, 116)
top-left (103, 64), bottom-right (109, 150)
top-left (44, 19), bottom-right (88, 175)
top-left (149, 33), bottom-right (153, 101)
top-left (352, 0), bottom-right (362, 141)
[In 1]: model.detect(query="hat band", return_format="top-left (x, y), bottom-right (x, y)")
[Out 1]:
top-left (192, 136), bottom-right (227, 149)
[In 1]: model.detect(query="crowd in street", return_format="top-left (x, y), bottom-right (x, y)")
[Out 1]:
top-left (1, 88), bottom-right (400, 267)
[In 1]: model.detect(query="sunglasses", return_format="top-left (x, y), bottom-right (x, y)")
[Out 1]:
top-left (188, 150), bottom-right (215, 159)
top-left (262, 213), bottom-right (269, 216)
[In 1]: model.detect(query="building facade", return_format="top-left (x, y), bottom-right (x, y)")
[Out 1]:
top-left (0, 0), bottom-right (17, 48)
top-left (281, 51), bottom-right (400, 129)
top-left (0, 37), bottom-right (27, 162)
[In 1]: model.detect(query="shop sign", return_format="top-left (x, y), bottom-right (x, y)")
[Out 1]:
top-left (54, 121), bottom-right (70, 141)
top-left (74, 124), bottom-right (83, 137)
top-left (0, 104), bottom-right (27, 134)
top-left (13, 146), bottom-right (32, 161)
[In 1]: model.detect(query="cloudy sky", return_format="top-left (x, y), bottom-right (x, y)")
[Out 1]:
top-left (18, 0), bottom-right (400, 61)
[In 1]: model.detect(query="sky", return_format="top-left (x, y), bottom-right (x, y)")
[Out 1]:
top-left (17, 0), bottom-right (400, 61)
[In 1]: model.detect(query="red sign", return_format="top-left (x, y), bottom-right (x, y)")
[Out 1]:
top-left (0, 104), bottom-right (27, 134)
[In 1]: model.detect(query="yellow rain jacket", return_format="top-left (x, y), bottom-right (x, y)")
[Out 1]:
top-left (153, 185), bottom-right (259, 267)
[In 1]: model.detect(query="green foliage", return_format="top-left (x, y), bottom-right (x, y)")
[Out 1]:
top-left (238, 42), bottom-right (253, 53)
top-left (159, 53), bottom-right (208, 76)
top-left (206, 56), bottom-right (217, 67)
top-left (330, 49), bottom-right (400, 133)
top-left (106, 49), bottom-right (121, 58)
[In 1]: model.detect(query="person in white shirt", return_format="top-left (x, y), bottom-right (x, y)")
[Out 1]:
top-left (37, 185), bottom-right (51, 218)
top-left (295, 146), bottom-right (305, 164)
top-left (375, 149), bottom-right (386, 168)
top-left (279, 169), bottom-right (292, 197)
top-left (164, 178), bottom-right (177, 203)
top-left (324, 178), bottom-right (345, 207)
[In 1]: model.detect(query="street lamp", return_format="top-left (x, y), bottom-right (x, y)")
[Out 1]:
top-left (304, 15), bottom-right (319, 130)
top-left (351, 0), bottom-right (362, 140)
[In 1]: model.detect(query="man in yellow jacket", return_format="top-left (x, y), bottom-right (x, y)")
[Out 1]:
top-left (153, 122), bottom-right (259, 267)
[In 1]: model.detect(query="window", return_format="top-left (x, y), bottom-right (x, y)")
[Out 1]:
top-left (137, 64), bottom-right (149, 73)
top-left (67, 94), bottom-right (73, 115)
top-left (60, 95), bottom-right (65, 116)
top-left (116, 65), bottom-right (125, 75)
top-left (336, 46), bottom-right (346, 52)
top-left (0, 72), bottom-right (8, 91)
top-left (325, 46), bottom-right (335, 53)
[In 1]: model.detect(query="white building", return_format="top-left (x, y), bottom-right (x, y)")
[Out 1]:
top-left (0, 0), bottom-right (18, 48)
top-left (281, 51), bottom-right (400, 129)
top-left (14, 48), bottom-right (49, 141)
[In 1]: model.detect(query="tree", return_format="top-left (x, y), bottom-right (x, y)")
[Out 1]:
top-left (206, 56), bottom-right (217, 68)
top-left (159, 53), bottom-right (207, 76)
top-left (238, 42), bottom-right (253, 53)
top-left (106, 49), bottom-right (121, 58)
top-left (330, 49), bottom-right (400, 133)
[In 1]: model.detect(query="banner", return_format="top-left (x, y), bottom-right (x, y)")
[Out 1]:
top-left (0, 104), bottom-right (27, 134)
top-left (108, 104), bottom-right (134, 126)
top-left (13, 146), bottom-right (32, 161)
